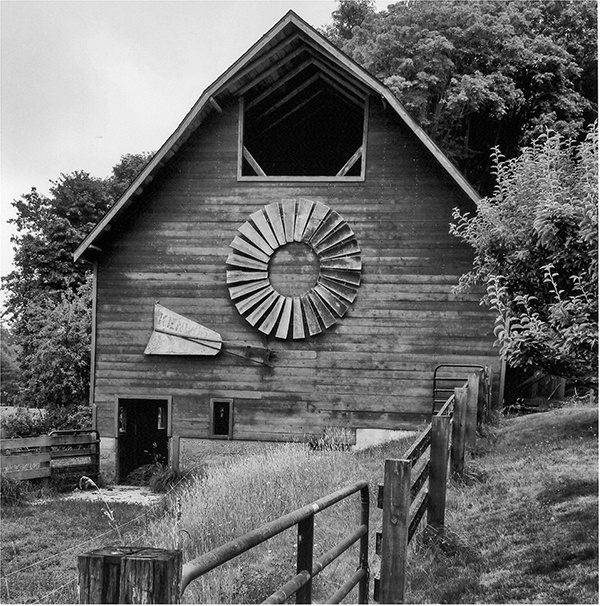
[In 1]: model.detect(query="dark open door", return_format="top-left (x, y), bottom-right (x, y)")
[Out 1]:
top-left (117, 398), bottom-right (169, 481)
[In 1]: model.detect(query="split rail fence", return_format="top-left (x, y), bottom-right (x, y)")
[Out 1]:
top-left (77, 370), bottom-right (486, 604)
top-left (0, 429), bottom-right (100, 484)
top-left (373, 369), bottom-right (485, 603)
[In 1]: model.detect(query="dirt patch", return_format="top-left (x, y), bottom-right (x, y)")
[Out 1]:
top-left (63, 484), bottom-right (162, 506)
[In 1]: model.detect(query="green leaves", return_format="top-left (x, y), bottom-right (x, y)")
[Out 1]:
top-left (453, 126), bottom-right (598, 382)
top-left (2, 152), bottom-right (152, 411)
top-left (326, 0), bottom-right (597, 193)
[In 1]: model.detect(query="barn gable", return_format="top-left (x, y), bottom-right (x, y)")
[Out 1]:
top-left (74, 10), bottom-right (478, 263)
top-left (77, 11), bottom-right (499, 482)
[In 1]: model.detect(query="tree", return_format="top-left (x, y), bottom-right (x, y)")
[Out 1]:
top-left (0, 324), bottom-right (20, 404)
top-left (450, 125), bottom-right (598, 383)
top-left (16, 277), bottom-right (93, 409)
top-left (326, 0), bottom-right (597, 193)
top-left (322, 0), bottom-right (376, 43)
top-left (107, 151), bottom-right (154, 200)
top-left (2, 152), bottom-right (152, 410)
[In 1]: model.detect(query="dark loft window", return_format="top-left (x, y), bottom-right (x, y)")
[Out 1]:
top-left (239, 61), bottom-right (367, 179)
top-left (210, 399), bottom-right (233, 438)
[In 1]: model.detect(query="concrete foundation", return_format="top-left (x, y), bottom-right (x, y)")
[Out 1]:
top-left (354, 428), bottom-right (417, 450)
top-left (99, 437), bottom-right (117, 484)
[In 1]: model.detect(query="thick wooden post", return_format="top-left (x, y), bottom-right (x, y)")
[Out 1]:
top-left (119, 548), bottom-right (182, 604)
top-left (379, 459), bottom-right (411, 604)
top-left (296, 515), bottom-right (314, 603)
top-left (451, 387), bottom-right (468, 478)
top-left (428, 415), bottom-right (451, 528)
top-left (79, 547), bottom-right (139, 603)
top-left (465, 372), bottom-right (480, 448)
top-left (40, 437), bottom-right (52, 488)
top-left (78, 546), bottom-right (182, 604)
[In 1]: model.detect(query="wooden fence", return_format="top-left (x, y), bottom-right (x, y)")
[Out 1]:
top-left (0, 429), bottom-right (100, 484)
top-left (373, 369), bottom-right (485, 603)
top-left (77, 370), bottom-right (486, 604)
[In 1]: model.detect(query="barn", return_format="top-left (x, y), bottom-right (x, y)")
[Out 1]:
top-left (74, 11), bottom-right (502, 482)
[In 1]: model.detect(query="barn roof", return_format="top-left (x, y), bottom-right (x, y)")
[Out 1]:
top-left (74, 10), bottom-right (480, 262)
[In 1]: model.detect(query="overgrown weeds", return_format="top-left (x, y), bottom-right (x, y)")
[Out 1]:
top-left (0, 497), bottom-right (152, 604)
top-left (145, 439), bottom-right (415, 603)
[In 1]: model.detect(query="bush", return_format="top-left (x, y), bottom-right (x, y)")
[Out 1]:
top-left (0, 476), bottom-right (30, 506)
top-left (123, 463), bottom-right (187, 493)
top-left (451, 126), bottom-right (598, 383)
top-left (149, 466), bottom-right (186, 494)
top-left (0, 405), bottom-right (92, 438)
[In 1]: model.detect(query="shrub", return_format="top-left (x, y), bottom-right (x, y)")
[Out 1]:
top-left (149, 466), bottom-right (187, 494)
top-left (0, 404), bottom-right (92, 438)
top-left (0, 476), bottom-right (30, 506)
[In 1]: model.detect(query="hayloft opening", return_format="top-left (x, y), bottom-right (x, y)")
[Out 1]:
top-left (239, 62), bottom-right (367, 179)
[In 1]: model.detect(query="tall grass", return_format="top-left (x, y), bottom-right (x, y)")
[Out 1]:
top-left (145, 438), bottom-right (416, 603)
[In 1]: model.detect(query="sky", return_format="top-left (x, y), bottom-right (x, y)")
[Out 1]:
top-left (1, 0), bottom-right (389, 309)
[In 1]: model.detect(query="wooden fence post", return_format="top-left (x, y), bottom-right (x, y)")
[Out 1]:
top-left (428, 415), bottom-right (451, 529)
top-left (465, 372), bottom-right (480, 448)
top-left (78, 546), bottom-right (182, 604)
top-left (379, 459), bottom-right (411, 604)
top-left (477, 368), bottom-right (489, 425)
top-left (451, 387), bottom-right (468, 478)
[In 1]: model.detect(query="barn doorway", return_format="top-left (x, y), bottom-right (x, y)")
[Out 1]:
top-left (117, 398), bottom-right (169, 482)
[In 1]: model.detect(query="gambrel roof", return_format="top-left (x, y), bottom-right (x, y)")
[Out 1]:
top-left (74, 10), bottom-right (480, 262)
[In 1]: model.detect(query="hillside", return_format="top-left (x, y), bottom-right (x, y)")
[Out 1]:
top-left (407, 398), bottom-right (599, 603)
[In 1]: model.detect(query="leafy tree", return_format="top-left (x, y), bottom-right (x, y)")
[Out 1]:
top-left (107, 151), bottom-right (154, 200)
top-left (323, 0), bottom-right (375, 42)
top-left (450, 125), bottom-right (598, 383)
top-left (0, 324), bottom-right (20, 404)
top-left (326, 0), bottom-right (597, 193)
top-left (2, 152), bottom-right (152, 410)
top-left (16, 277), bottom-right (93, 409)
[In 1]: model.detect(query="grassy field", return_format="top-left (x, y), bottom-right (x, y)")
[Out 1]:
top-left (0, 496), bottom-right (158, 603)
top-left (406, 399), bottom-right (598, 603)
top-left (0, 397), bottom-right (597, 604)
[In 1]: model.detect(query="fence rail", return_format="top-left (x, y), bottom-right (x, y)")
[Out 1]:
top-left (374, 369), bottom-right (486, 603)
top-left (78, 481), bottom-right (370, 604)
top-left (0, 429), bottom-right (100, 483)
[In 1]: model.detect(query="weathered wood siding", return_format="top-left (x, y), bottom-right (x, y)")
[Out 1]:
top-left (93, 97), bottom-right (498, 441)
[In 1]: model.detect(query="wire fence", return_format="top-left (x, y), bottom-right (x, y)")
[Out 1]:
top-left (1, 465), bottom-right (201, 604)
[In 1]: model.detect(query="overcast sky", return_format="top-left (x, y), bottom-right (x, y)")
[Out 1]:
top-left (1, 0), bottom-right (388, 307)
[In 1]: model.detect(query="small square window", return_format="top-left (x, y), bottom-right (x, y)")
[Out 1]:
top-left (210, 399), bottom-right (233, 439)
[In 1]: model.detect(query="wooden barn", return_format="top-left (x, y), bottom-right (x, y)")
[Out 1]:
top-left (74, 11), bottom-right (502, 481)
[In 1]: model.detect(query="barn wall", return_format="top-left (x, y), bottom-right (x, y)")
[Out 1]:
top-left (93, 97), bottom-right (498, 444)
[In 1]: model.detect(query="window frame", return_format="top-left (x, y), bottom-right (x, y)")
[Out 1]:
top-left (209, 398), bottom-right (234, 440)
top-left (237, 96), bottom-right (369, 182)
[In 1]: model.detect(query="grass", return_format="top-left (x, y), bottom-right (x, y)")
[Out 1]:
top-left (1, 399), bottom-right (597, 604)
top-left (144, 437), bottom-right (417, 603)
top-left (0, 495), bottom-right (162, 603)
top-left (406, 397), bottom-right (598, 603)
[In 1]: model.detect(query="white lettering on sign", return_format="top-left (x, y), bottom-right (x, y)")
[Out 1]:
top-left (144, 304), bottom-right (222, 356)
